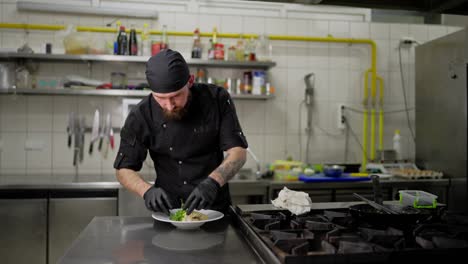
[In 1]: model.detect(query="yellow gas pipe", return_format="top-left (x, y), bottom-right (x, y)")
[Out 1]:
top-left (0, 23), bottom-right (65, 31)
top-left (365, 69), bottom-right (385, 163)
top-left (0, 23), bottom-right (379, 170)
top-left (363, 69), bottom-right (371, 170)
top-left (377, 76), bottom-right (384, 152)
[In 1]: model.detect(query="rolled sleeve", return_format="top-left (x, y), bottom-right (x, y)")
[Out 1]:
top-left (113, 112), bottom-right (148, 171)
top-left (218, 92), bottom-right (248, 151)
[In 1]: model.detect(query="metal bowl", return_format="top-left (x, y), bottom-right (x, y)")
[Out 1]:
top-left (323, 165), bottom-right (345, 177)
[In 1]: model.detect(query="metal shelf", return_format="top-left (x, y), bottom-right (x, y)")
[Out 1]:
top-left (0, 53), bottom-right (276, 69)
top-left (0, 88), bottom-right (275, 100)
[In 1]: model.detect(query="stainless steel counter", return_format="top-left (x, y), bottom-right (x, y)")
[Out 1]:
top-left (0, 175), bottom-right (121, 189)
top-left (0, 175), bottom-right (452, 205)
top-left (58, 214), bottom-right (263, 264)
top-left (0, 174), bottom-right (450, 190)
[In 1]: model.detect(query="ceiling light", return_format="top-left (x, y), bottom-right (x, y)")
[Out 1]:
top-left (17, 1), bottom-right (158, 19)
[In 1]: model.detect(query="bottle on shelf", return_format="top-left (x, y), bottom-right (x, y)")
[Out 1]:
top-left (214, 43), bottom-right (224, 60)
top-left (207, 38), bottom-right (215, 60)
top-left (151, 24), bottom-right (168, 55)
top-left (245, 37), bottom-right (256, 61)
top-left (196, 68), bottom-right (206, 83)
top-left (128, 24), bottom-right (138, 56)
top-left (243, 71), bottom-right (253, 94)
top-left (393, 129), bottom-right (402, 161)
top-left (161, 24), bottom-right (168, 50)
top-left (117, 26), bottom-right (128, 55)
top-left (227, 45), bottom-right (236, 61)
top-left (139, 23), bottom-right (150, 56)
top-left (256, 34), bottom-right (272, 61)
top-left (113, 20), bottom-right (121, 55)
top-left (212, 27), bottom-right (218, 46)
top-left (191, 28), bottom-right (203, 59)
top-left (235, 36), bottom-right (245, 61)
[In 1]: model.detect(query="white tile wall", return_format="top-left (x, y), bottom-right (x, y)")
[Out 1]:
top-left (370, 23), bottom-right (390, 40)
top-left (26, 132), bottom-right (52, 174)
top-left (27, 96), bottom-right (53, 132)
top-left (428, 25), bottom-right (448, 41)
top-left (243, 17), bottom-right (265, 34)
top-left (0, 1), bottom-right (457, 176)
top-left (221, 15), bottom-right (244, 33)
top-left (265, 18), bottom-right (287, 35)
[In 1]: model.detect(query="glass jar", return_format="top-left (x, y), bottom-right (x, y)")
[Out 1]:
top-left (227, 46), bottom-right (236, 61)
top-left (111, 72), bottom-right (126, 89)
top-left (16, 66), bottom-right (30, 89)
top-left (214, 43), bottom-right (225, 60)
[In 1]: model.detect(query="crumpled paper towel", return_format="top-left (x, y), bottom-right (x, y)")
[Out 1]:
top-left (271, 187), bottom-right (312, 215)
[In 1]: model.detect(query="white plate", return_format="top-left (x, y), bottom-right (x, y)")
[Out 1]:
top-left (152, 209), bottom-right (224, 230)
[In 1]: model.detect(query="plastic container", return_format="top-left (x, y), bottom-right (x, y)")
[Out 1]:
top-left (399, 190), bottom-right (437, 208)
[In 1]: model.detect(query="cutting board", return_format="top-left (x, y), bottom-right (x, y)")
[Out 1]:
top-left (299, 173), bottom-right (371, 183)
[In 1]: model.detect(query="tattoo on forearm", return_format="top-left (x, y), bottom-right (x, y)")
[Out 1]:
top-left (214, 159), bottom-right (245, 182)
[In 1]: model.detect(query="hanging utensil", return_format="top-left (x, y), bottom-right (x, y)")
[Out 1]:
top-left (67, 112), bottom-right (75, 148)
top-left (102, 113), bottom-right (111, 159)
top-left (98, 111), bottom-right (105, 151)
top-left (89, 109), bottom-right (100, 154)
top-left (72, 114), bottom-right (79, 166)
top-left (109, 124), bottom-right (114, 150)
top-left (79, 116), bottom-right (85, 163)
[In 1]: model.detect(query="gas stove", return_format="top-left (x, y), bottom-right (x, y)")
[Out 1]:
top-left (233, 203), bottom-right (468, 264)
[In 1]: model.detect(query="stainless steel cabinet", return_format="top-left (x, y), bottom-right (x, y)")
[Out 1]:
top-left (49, 197), bottom-right (117, 264)
top-left (118, 188), bottom-right (150, 217)
top-left (0, 199), bottom-right (47, 264)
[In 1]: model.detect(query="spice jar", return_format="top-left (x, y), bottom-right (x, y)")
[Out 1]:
top-left (227, 46), bottom-right (236, 61)
top-left (214, 43), bottom-right (225, 60)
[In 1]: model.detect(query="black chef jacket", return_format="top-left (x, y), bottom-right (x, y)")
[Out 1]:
top-left (114, 83), bottom-right (248, 212)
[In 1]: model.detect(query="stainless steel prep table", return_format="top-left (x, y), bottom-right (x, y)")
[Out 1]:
top-left (58, 214), bottom-right (263, 264)
top-left (269, 178), bottom-right (451, 203)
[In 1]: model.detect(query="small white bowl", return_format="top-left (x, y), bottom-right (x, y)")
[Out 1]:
top-left (152, 209), bottom-right (224, 230)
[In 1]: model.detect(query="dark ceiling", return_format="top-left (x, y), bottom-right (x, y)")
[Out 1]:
top-left (247, 0), bottom-right (468, 15)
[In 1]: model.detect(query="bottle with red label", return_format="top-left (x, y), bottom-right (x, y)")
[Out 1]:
top-left (191, 28), bottom-right (203, 59)
top-left (128, 24), bottom-right (138, 56)
top-left (214, 43), bottom-right (224, 60)
top-left (117, 26), bottom-right (128, 55)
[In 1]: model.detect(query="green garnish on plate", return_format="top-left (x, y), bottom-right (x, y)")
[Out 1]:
top-left (169, 209), bottom-right (186, 221)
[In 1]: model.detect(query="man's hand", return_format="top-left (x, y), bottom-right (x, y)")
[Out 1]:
top-left (143, 186), bottom-right (173, 215)
top-left (183, 177), bottom-right (220, 215)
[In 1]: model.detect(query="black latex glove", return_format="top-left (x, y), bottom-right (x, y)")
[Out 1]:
top-left (143, 186), bottom-right (173, 215)
top-left (183, 177), bottom-right (220, 215)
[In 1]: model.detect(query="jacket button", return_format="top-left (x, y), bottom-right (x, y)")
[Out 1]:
top-left (178, 161), bottom-right (182, 164)
top-left (183, 181), bottom-right (187, 185)
top-left (162, 124), bottom-right (167, 128)
top-left (169, 147), bottom-right (173, 151)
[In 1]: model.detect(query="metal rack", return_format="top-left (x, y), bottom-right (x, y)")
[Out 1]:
top-left (0, 53), bottom-right (276, 69)
top-left (0, 52), bottom-right (276, 100)
top-left (0, 88), bottom-right (274, 100)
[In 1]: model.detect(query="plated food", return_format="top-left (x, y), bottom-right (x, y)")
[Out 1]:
top-left (170, 209), bottom-right (209, 222)
top-left (153, 209), bottom-right (224, 229)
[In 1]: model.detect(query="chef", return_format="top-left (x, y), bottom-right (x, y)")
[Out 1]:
top-left (114, 49), bottom-right (248, 215)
